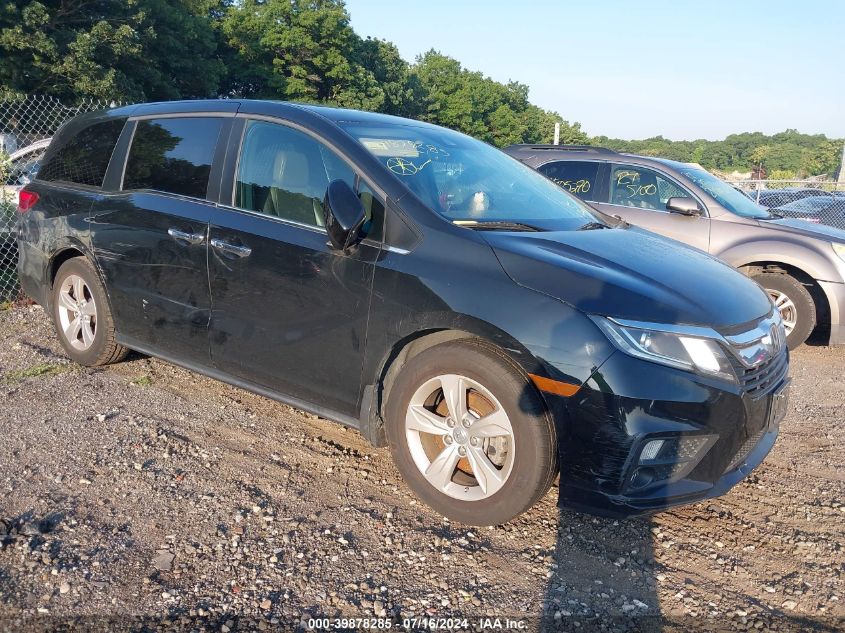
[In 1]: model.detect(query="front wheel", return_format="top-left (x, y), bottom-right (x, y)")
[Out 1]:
top-left (752, 272), bottom-right (815, 350)
top-left (385, 340), bottom-right (558, 525)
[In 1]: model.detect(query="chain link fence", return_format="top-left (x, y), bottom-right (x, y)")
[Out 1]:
top-left (1, 94), bottom-right (120, 302)
top-left (728, 179), bottom-right (845, 229)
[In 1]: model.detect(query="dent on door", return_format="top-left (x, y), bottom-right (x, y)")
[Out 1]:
top-left (89, 191), bottom-right (212, 356)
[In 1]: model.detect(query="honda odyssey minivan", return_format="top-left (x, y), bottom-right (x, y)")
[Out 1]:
top-left (17, 101), bottom-right (789, 525)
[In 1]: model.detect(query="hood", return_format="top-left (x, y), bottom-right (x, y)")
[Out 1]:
top-left (758, 217), bottom-right (845, 242)
top-left (484, 226), bottom-right (772, 329)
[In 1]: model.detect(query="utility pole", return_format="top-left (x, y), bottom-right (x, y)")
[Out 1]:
top-left (838, 139), bottom-right (845, 187)
top-left (553, 122), bottom-right (560, 146)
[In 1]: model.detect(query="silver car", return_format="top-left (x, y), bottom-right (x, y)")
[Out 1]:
top-left (505, 145), bottom-right (845, 349)
top-left (1, 138), bottom-right (51, 262)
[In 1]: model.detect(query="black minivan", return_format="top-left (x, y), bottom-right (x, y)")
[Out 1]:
top-left (17, 100), bottom-right (789, 525)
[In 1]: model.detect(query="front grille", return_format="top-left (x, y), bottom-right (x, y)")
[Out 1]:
top-left (732, 349), bottom-right (788, 399)
top-left (724, 427), bottom-right (765, 473)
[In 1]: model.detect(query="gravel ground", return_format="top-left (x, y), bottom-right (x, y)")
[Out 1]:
top-left (0, 305), bottom-right (842, 632)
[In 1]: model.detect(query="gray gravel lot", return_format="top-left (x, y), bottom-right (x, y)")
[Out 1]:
top-left (0, 305), bottom-right (842, 632)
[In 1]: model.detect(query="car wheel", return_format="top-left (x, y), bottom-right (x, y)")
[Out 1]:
top-left (385, 339), bottom-right (557, 525)
top-left (51, 257), bottom-right (128, 366)
top-left (752, 272), bottom-right (815, 350)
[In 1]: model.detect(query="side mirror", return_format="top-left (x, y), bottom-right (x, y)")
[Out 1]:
top-left (666, 197), bottom-right (701, 216)
top-left (323, 179), bottom-right (366, 251)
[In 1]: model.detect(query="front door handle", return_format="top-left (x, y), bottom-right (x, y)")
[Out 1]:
top-left (211, 238), bottom-right (252, 258)
top-left (168, 228), bottom-right (205, 245)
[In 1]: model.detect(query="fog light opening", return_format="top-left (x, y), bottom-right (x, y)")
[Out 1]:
top-left (629, 434), bottom-right (718, 491)
top-left (639, 439), bottom-right (665, 462)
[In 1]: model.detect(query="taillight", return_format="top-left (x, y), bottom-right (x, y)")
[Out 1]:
top-left (17, 189), bottom-right (39, 213)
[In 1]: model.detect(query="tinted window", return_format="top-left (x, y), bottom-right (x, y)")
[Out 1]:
top-left (609, 164), bottom-right (691, 211)
top-left (123, 117), bottom-right (223, 198)
top-left (235, 121), bottom-right (358, 228)
top-left (538, 161), bottom-right (600, 201)
top-left (38, 119), bottom-right (124, 187)
top-left (357, 180), bottom-right (384, 241)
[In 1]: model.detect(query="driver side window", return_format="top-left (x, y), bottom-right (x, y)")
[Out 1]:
top-left (609, 164), bottom-right (691, 211)
top-left (235, 120), bottom-right (383, 239)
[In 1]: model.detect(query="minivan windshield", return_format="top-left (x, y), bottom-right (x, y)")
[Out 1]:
top-left (676, 165), bottom-right (771, 219)
top-left (340, 122), bottom-right (598, 231)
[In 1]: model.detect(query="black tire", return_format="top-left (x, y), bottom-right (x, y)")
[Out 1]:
top-left (384, 339), bottom-right (557, 525)
top-left (752, 272), bottom-right (815, 350)
top-left (51, 257), bottom-right (128, 366)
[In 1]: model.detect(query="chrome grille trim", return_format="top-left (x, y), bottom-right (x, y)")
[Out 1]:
top-left (730, 348), bottom-right (789, 398)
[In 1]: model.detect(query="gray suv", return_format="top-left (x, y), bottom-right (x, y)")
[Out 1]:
top-left (505, 145), bottom-right (845, 349)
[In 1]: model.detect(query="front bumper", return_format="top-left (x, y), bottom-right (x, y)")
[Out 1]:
top-left (553, 349), bottom-right (788, 517)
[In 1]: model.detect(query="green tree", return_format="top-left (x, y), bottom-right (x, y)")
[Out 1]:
top-left (597, 130), bottom-right (843, 177)
top-left (356, 37), bottom-right (418, 116)
top-left (409, 50), bottom-right (581, 146)
top-left (0, 0), bottom-right (226, 101)
top-left (522, 105), bottom-right (586, 145)
top-left (221, 0), bottom-right (388, 110)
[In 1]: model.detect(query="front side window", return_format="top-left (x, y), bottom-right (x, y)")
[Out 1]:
top-left (537, 160), bottom-right (600, 201)
top-left (123, 117), bottom-right (224, 199)
top-left (38, 119), bottom-right (125, 187)
top-left (340, 122), bottom-right (596, 231)
top-left (235, 120), bottom-right (383, 236)
top-left (609, 164), bottom-right (691, 211)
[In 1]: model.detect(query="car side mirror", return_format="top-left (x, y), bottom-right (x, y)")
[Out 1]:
top-left (323, 179), bottom-right (366, 251)
top-left (666, 197), bottom-right (701, 216)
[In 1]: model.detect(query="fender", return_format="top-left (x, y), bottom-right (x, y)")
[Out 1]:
top-left (44, 237), bottom-right (118, 320)
top-left (718, 240), bottom-right (842, 284)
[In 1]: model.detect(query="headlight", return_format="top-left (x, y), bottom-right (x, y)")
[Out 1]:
top-left (833, 242), bottom-right (845, 263)
top-left (590, 316), bottom-right (737, 383)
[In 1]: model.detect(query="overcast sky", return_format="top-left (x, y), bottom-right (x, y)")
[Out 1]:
top-left (345, 0), bottom-right (845, 141)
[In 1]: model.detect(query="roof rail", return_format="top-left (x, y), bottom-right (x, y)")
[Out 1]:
top-left (506, 144), bottom-right (617, 154)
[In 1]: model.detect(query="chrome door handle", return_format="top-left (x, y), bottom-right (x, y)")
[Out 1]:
top-left (211, 238), bottom-right (252, 258)
top-left (168, 228), bottom-right (205, 245)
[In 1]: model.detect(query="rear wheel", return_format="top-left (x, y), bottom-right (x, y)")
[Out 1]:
top-left (385, 339), bottom-right (557, 525)
top-left (51, 257), bottom-right (128, 366)
top-left (752, 272), bottom-right (815, 350)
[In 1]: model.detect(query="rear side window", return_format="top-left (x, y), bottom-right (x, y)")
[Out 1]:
top-left (537, 161), bottom-right (600, 201)
top-left (123, 117), bottom-right (223, 199)
top-left (37, 119), bottom-right (125, 187)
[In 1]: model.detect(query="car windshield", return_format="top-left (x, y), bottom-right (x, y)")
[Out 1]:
top-left (340, 122), bottom-right (598, 230)
top-left (676, 166), bottom-right (771, 219)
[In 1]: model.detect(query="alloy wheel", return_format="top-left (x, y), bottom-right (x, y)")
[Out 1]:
top-left (768, 289), bottom-right (797, 336)
top-left (405, 374), bottom-right (515, 501)
top-left (57, 274), bottom-right (97, 351)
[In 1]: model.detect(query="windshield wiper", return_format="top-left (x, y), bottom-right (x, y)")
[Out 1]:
top-left (765, 211), bottom-right (784, 219)
top-left (577, 221), bottom-right (610, 230)
top-left (453, 220), bottom-right (542, 232)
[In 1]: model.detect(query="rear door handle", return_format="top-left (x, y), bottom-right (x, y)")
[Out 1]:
top-left (168, 228), bottom-right (205, 245)
top-left (211, 238), bottom-right (252, 258)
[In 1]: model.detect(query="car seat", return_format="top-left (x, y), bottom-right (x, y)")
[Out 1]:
top-left (264, 149), bottom-right (326, 227)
